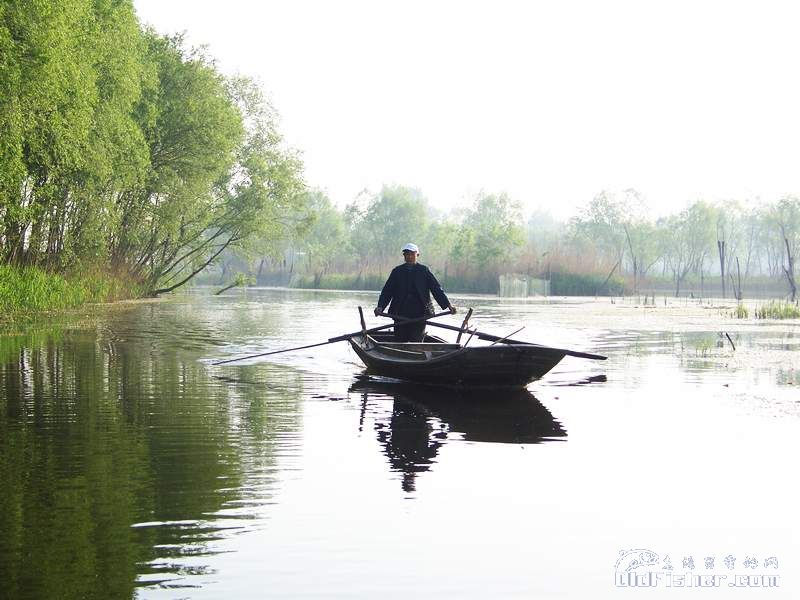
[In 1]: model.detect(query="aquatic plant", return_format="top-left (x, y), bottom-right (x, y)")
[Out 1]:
top-left (755, 301), bottom-right (800, 320)
top-left (694, 338), bottom-right (714, 357)
top-left (731, 303), bottom-right (749, 319)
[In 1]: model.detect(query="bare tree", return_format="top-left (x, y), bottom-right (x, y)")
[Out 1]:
top-left (770, 197), bottom-right (799, 301)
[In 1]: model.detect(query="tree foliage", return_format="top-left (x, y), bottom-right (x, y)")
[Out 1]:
top-left (0, 1), bottom-right (305, 295)
top-left (298, 190), bottom-right (347, 286)
top-left (660, 201), bottom-right (716, 296)
top-left (450, 193), bottom-right (524, 290)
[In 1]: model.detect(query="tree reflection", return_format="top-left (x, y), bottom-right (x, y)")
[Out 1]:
top-left (0, 309), bottom-right (303, 599)
top-left (350, 379), bottom-right (567, 494)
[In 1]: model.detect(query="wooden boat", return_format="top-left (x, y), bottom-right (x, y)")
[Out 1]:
top-left (348, 330), bottom-right (570, 388)
top-left (213, 307), bottom-right (605, 386)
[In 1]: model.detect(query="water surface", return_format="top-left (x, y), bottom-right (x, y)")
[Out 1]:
top-left (1, 289), bottom-right (798, 598)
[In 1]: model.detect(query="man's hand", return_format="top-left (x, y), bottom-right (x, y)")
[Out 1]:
top-left (374, 307), bottom-right (382, 317)
top-left (448, 304), bottom-right (457, 314)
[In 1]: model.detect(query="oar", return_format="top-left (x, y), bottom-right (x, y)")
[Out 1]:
top-left (212, 310), bottom-right (452, 365)
top-left (378, 311), bottom-right (607, 361)
top-left (489, 326), bottom-right (525, 345)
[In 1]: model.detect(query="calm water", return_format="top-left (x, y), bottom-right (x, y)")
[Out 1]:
top-left (1, 289), bottom-right (798, 599)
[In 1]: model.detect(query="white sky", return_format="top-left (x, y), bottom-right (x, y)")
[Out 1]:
top-left (134, 0), bottom-right (800, 219)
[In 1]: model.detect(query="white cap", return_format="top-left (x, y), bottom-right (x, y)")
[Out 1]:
top-left (401, 243), bottom-right (419, 253)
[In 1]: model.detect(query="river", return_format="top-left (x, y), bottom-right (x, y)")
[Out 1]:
top-left (1, 288), bottom-right (798, 599)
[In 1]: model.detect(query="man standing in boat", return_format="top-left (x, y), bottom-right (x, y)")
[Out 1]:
top-left (374, 243), bottom-right (456, 342)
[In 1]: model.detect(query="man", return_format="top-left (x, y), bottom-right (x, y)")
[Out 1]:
top-left (374, 243), bottom-right (456, 342)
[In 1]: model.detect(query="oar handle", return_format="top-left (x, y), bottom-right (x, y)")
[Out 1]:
top-left (377, 310), bottom-right (451, 321)
top-left (325, 310), bottom-right (449, 343)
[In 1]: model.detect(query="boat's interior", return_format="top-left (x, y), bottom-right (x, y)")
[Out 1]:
top-left (368, 332), bottom-right (457, 347)
top-left (362, 332), bottom-right (461, 359)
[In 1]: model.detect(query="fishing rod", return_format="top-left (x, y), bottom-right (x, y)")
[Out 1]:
top-left (378, 311), bottom-right (607, 361)
top-left (212, 310), bottom-right (453, 365)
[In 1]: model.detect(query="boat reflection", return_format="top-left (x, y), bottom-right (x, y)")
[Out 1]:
top-left (349, 378), bottom-right (567, 493)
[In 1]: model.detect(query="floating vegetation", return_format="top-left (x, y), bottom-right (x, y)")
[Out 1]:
top-left (755, 301), bottom-right (800, 320)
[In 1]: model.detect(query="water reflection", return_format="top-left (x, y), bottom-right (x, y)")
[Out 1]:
top-left (349, 379), bottom-right (567, 493)
top-left (0, 308), bottom-right (305, 598)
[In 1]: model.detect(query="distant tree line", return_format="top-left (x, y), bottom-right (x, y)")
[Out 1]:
top-left (232, 185), bottom-right (525, 294)
top-left (566, 191), bottom-right (799, 300)
top-left (234, 186), bottom-right (799, 300)
top-left (0, 0), bottom-right (305, 295)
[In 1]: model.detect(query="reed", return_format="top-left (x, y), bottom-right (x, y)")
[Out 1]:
top-left (548, 270), bottom-right (625, 296)
top-left (290, 272), bottom-right (386, 291)
top-left (695, 338), bottom-right (714, 357)
top-left (754, 300), bottom-right (800, 320)
top-left (731, 303), bottom-right (749, 319)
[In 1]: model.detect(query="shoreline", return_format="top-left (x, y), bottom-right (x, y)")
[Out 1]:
top-left (3, 284), bottom-right (798, 328)
top-left (0, 296), bottom-right (169, 328)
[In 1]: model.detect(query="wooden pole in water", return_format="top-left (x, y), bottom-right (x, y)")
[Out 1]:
top-left (456, 307), bottom-right (473, 344)
top-left (358, 306), bottom-right (367, 334)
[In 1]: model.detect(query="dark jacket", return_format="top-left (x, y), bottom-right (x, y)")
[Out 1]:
top-left (377, 263), bottom-right (451, 317)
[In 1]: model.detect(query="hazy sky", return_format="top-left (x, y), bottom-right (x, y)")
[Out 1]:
top-left (134, 0), bottom-right (800, 218)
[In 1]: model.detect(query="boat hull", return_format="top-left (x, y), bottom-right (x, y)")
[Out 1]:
top-left (348, 334), bottom-right (566, 388)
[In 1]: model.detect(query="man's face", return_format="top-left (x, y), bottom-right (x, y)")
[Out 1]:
top-left (403, 250), bottom-right (418, 264)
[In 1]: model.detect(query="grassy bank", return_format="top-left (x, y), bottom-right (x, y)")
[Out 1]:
top-left (0, 265), bottom-right (142, 315)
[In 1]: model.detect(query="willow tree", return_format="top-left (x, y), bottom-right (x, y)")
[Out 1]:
top-left (296, 190), bottom-right (347, 287)
top-left (450, 192), bottom-right (524, 291)
top-left (661, 201), bottom-right (716, 296)
top-left (569, 189), bottom-right (661, 294)
top-left (0, 0), bottom-right (148, 266)
top-left (357, 186), bottom-right (429, 267)
top-left (1, 3), bottom-right (305, 295)
top-left (105, 35), bottom-right (305, 295)
top-left (570, 191), bottom-right (627, 274)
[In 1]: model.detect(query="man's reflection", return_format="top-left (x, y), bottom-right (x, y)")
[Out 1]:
top-left (351, 380), bottom-right (567, 494)
top-left (374, 400), bottom-right (442, 493)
